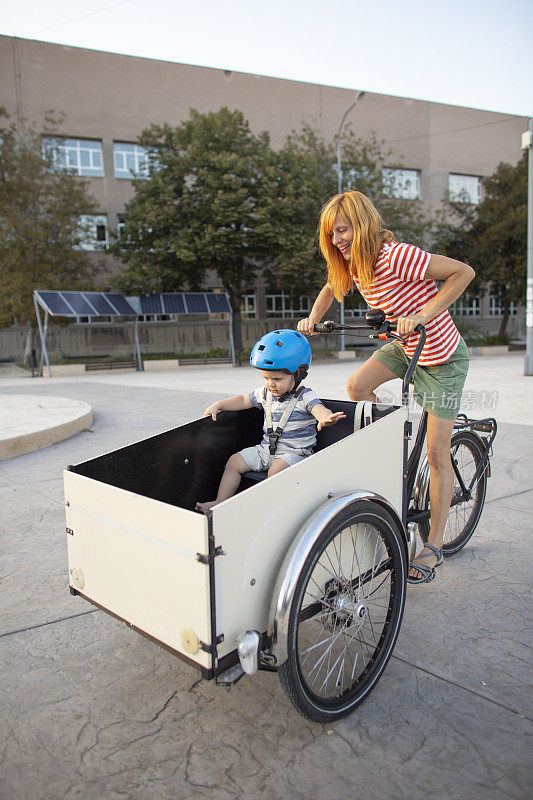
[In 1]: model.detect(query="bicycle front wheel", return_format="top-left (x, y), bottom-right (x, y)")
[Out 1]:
top-left (419, 430), bottom-right (488, 555)
top-left (278, 501), bottom-right (406, 723)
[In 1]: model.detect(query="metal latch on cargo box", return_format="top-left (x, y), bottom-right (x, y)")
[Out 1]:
top-left (199, 634), bottom-right (224, 654)
top-left (196, 547), bottom-right (225, 564)
top-left (66, 527), bottom-right (74, 536)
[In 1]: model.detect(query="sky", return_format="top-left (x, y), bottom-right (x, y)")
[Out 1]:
top-left (2, 0), bottom-right (532, 118)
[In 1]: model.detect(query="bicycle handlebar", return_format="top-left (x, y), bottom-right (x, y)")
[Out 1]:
top-left (311, 313), bottom-right (427, 405)
top-left (312, 319), bottom-right (425, 344)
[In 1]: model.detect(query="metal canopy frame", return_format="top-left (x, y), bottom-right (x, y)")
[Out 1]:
top-left (33, 290), bottom-right (235, 376)
top-left (131, 292), bottom-right (235, 367)
top-left (33, 290), bottom-right (142, 377)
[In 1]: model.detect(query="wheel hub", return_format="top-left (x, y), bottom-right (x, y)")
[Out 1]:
top-left (322, 586), bottom-right (367, 631)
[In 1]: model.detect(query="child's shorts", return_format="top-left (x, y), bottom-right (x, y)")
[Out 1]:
top-left (371, 336), bottom-right (470, 420)
top-left (239, 442), bottom-right (312, 471)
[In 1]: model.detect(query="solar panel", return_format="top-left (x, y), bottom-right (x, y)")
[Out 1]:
top-left (184, 293), bottom-right (208, 314)
top-left (162, 293), bottom-right (185, 314)
top-left (60, 291), bottom-right (97, 316)
top-left (140, 294), bottom-right (163, 314)
top-left (36, 291), bottom-right (76, 316)
top-left (206, 294), bottom-right (231, 313)
top-left (83, 292), bottom-right (116, 315)
top-left (106, 294), bottom-right (137, 315)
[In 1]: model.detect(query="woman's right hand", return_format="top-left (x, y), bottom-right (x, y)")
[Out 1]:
top-left (297, 317), bottom-right (317, 336)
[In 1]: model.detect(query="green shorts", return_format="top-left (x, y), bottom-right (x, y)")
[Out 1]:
top-left (371, 337), bottom-right (470, 419)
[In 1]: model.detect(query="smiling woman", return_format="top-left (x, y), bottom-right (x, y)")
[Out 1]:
top-left (298, 189), bottom-right (475, 584)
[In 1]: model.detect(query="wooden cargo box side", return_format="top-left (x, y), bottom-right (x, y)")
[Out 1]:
top-left (211, 405), bottom-right (407, 661)
top-left (65, 471), bottom-right (212, 672)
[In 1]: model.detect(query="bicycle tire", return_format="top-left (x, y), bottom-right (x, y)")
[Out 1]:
top-left (419, 430), bottom-right (488, 555)
top-left (278, 500), bottom-right (406, 723)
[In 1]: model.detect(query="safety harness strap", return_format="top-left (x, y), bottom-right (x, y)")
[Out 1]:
top-left (353, 400), bottom-right (373, 432)
top-left (265, 388), bottom-right (302, 458)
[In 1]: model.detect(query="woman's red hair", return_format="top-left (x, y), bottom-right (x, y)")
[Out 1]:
top-left (319, 191), bottom-right (393, 300)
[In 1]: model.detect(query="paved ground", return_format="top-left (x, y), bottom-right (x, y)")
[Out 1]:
top-left (1, 354), bottom-right (532, 800)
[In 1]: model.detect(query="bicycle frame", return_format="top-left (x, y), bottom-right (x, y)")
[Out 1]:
top-left (313, 317), bottom-right (497, 530)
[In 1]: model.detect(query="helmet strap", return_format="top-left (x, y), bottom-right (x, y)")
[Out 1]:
top-left (278, 367), bottom-right (308, 401)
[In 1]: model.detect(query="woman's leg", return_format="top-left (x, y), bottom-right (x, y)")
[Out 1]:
top-left (409, 413), bottom-right (455, 579)
top-left (346, 358), bottom-right (399, 401)
top-left (196, 453), bottom-right (250, 511)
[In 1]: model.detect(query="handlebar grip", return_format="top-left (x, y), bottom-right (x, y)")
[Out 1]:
top-left (313, 320), bottom-right (337, 333)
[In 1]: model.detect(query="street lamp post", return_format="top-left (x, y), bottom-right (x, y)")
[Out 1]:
top-left (336, 91), bottom-right (365, 351)
top-left (522, 118), bottom-right (533, 375)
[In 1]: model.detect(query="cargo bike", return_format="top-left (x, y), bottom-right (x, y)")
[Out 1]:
top-left (65, 311), bottom-right (496, 722)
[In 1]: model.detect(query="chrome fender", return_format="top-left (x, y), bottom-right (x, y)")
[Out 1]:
top-left (267, 490), bottom-right (406, 667)
top-left (413, 456), bottom-right (430, 512)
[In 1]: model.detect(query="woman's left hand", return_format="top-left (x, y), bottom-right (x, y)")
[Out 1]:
top-left (396, 314), bottom-right (426, 337)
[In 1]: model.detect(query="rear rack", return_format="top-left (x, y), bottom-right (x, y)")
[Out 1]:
top-left (454, 415), bottom-right (497, 436)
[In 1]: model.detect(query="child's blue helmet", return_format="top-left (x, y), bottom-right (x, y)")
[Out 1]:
top-left (250, 329), bottom-right (312, 386)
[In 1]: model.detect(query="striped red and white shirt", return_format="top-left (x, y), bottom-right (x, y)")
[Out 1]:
top-left (352, 242), bottom-right (460, 366)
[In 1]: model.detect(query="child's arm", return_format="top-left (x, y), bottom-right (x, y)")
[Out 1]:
top-left (203, 394), bottom-right (254, 421)
top-left (311, 404), bottom-right (346, 431)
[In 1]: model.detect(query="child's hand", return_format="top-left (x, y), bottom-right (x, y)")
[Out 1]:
top-left (317, 411), bottom-right (346, 431)
top-left (203, 402), bottom-right (221, 421)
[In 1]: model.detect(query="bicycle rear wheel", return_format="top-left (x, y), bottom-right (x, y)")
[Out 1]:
top-left (419, 430), bottom-right (488, 555)
top-left (278, 501), bottom-right (406, 722)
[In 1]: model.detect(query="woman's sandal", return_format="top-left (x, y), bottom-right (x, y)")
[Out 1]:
top-left (407, 543), bottom-right (444, 585)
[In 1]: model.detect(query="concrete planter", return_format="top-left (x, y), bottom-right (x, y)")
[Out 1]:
top-left (48, 364), bottom-right (87, 377)
top-left (468, 345), bottom-right (509, 356)
top-left (143, 359), bottom-right (180, 371)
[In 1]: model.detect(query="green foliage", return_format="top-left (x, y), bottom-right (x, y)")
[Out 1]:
top-left (432, 153), bottom-right (527, 337)
top-left (259, 124), bottom-right (335, 296)
top-left (112, 107), bottom-right (275, 350)
top-left (113, 108), bottom-right (430, 343)
top-left (0, 110), bottom-right (99, 327)
top-left (340, 128), bottom-right (428, 246)
top-left (260, 124), bottom-right (428, 298)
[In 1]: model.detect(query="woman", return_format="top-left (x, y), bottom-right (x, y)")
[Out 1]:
top-left (297, 190), bottom-right (474, 584)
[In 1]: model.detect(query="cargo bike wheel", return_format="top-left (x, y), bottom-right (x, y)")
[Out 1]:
top-left (278, 500), bottom-right (406, 723)
top-left (419, 430), bottom-right (488, 556)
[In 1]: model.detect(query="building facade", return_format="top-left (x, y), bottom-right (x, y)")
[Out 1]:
top-left (1, 34), bottom-right (527, 348)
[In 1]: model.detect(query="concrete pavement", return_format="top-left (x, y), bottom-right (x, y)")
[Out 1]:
top-left (0, 354), bottom-right (532, 799)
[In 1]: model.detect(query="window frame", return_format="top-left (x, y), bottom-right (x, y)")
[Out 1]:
top-left (43, 137), bottom-right (104, 177)
top-left (382, 167), bottom-right (421, 200)
top-left (113, 141), bottom-right (150, 180)
top-left (448, 173), bottom-right (483, 205)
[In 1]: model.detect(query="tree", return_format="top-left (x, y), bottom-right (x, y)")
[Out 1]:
top-left (254, 124), bottom-right (428, 308)
top-left (432, 154), bottom-right (527, 340)
top-left (0, 110), bottom-right (99, 360)
top-left (113, 107), bottom-right (273, 352)
top-left (114, 109), bottom-right (429, 346)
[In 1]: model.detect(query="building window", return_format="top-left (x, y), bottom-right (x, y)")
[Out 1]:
top-left (113, 142), bottom-right (150, 179)
top-left (117, 214), bottom-right (126, 241)
top-left (449, 294), bottom-right (481, 316)
top-left (241, 293), bottom-right (256, 319)
top-left (448, 174), bottom-right (482, 204)
top-left (382, 168), bottom-right (421, 199)
top-left (43, 137), bottom-right (104, 177)
top-left (489, 295), bottom-right (518, 316)
top-left (266, 293), bottom-right (310, 318)
top-left (76, 214), bottom-right (108, 250)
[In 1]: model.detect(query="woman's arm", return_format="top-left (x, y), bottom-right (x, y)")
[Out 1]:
top-left (203, 394), bottom-right (253, 421)
top-left (297, 285), bottom-right (334, 336)
top-left (396, 255), bottom-right (475, 337)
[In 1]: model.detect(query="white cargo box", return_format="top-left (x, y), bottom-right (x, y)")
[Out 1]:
top-left (65, 400), bottom-right (406, 678)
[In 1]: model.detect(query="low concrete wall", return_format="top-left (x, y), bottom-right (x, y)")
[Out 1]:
top-left (1, 313), bottom-right (526, 364)
top-left (0, 318), bottom-right (334, 363)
